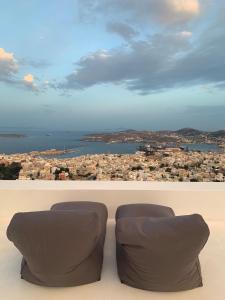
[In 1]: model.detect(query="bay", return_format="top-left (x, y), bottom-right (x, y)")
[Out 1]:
top-left (0, 129), bottom-right (222, 158)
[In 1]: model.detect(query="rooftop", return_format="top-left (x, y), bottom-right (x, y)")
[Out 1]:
top-left (0, 181), bottom-right (224, 300)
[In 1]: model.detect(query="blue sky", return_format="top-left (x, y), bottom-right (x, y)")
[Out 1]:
top-left (0, 0), bottom-right (225, 131)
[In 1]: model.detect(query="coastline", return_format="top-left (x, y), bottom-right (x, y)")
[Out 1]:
top-left (1, 128), bottom-right (225, 157)
top-left (29, 149), bottom-right (77, 157)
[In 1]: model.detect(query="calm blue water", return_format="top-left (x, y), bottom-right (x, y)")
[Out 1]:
top-left (0, 130), bottom-right (140, 157)
top-left (0, 129), bottom-right (222, 158)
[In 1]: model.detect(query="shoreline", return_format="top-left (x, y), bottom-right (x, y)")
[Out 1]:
top-left (0, 141), bottom-right (223, 158)
top-left (0, 128), bottom-right (225, 156)
top-left (29, 149), bottom-right (76, 157)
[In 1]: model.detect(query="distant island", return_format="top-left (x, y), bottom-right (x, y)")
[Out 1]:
top-left (82, 128), bottom-right (225, 149)
top-left (0, 133), bottom-right (26, 138)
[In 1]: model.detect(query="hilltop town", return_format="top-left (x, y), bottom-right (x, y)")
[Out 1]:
top-left (1, 147), bottom-right (225, 181)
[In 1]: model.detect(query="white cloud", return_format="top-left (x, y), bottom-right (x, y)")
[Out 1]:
top-left (60, 15), bottom-right (225, 95)
top-left (23, 73), bottom-right (38, 91)
top-left (61, 33), bottom-right (191, 91)
top-left (0, 48), bottom-right (18, 80)
top-left (0, 47), bottom-right (47, 93)
top-left (79, 0), bottom-right (201, 26)
top-left (23, 73), bottom-right (34, 83)
top-left (170, 0), bottom-right (199, 15)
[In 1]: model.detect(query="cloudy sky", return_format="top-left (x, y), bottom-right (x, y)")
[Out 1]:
top-left (0, 0), bottom-right (225, 131)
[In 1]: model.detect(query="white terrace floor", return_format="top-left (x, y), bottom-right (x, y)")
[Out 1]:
top-left (0, 181), bottom-right (225, 300)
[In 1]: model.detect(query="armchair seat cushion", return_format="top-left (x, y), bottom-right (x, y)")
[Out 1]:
top-left (116, 204), bottom-right (210, 292)
top-left (7, 201), bottom-right (108, 287)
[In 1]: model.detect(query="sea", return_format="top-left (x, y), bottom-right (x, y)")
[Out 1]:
top-left (0, 129), bottom-right (222, 159)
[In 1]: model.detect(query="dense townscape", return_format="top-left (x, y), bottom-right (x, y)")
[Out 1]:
top-left (1, 147), bottom-right (225, 181)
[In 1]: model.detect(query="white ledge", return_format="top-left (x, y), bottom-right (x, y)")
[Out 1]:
top-left (0, 181), bottom-right (225, 221)
top-left (0, 181), bottom-right (225, 191)
top-left (0, 182), bottom-right (225, 300)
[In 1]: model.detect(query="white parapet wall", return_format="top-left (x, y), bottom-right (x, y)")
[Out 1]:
top-left (0, 181), bottom-right (225, 220)
top-left (0, 181), bottom-right (225, 300)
